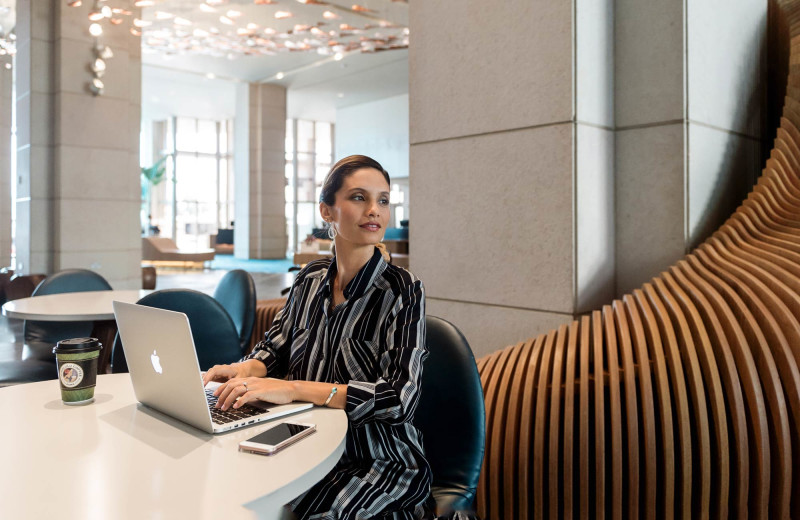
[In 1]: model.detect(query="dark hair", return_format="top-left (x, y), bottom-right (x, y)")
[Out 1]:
top-left (319, 155), bottom-right (390, 206)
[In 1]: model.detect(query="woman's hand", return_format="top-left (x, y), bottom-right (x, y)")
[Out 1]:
top-left (214, 377), bottom-right (297, 410)
top-left (202, 359), bottom-right (267, 386)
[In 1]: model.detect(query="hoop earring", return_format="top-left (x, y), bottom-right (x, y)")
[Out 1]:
top-left (326, 221), bottom-right (336, 239)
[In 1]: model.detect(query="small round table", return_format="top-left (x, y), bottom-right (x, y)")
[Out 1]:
top-left (1, 290), bottom-right (152, 372)
top-left (0, 374), bottom-right (348, 519)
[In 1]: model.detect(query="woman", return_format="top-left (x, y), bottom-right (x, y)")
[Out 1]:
top-left (203, 155), bottom-right (433, 519)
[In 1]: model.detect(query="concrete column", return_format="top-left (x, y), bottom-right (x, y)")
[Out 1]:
top-left (0, 62), bottom-right (11, 268)
top-left (615, 0), bottom-right (766, 295)
top-left (410, 0), bottom-right (615, 356)
top-left (15, 0), bottom-right (142, 288)
top-left (234, 82), bottom-right (287, 259)
top-left (410, 0), bottom-right (767, 356)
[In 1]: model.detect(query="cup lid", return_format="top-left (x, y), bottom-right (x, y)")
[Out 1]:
top-left (53, 337), bottom-right (102, 354)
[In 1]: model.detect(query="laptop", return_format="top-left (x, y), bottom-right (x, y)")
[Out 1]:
top-left (113, 301), bottom-right (312, 434)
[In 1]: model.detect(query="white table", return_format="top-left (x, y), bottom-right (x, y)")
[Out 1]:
top-left (1, 289), bottom-right (151, 321)
top-left (0, 374), bottom-right (348, 519)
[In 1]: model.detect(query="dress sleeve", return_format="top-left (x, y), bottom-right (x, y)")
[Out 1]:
top-left (242, 279), bottom-right (300, 379)
top-left (345, 279), bottom-right (427, 427)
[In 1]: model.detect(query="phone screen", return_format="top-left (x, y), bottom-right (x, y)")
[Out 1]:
top-left (246, 423), bottom-right (312, 446)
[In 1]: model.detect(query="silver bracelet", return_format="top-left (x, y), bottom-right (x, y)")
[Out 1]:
top-left (322, 386), bottom-right (337, 407)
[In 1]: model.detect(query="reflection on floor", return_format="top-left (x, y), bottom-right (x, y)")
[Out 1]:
top-left (0, 267), bottom-right (295, 366)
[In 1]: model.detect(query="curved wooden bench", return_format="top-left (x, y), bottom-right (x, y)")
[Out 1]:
top-left (473, 2), bottom-right (800, 517)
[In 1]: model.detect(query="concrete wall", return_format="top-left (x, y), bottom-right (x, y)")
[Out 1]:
top-left (0, 64), bottom-right (11, 268)
top-left (15, 0), bottom-right (142, 288)
top-left (411, 0), bottom-right (767, 357)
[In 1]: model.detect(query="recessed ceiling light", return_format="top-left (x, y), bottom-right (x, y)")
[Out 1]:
top-left (334, 52), bottom-right (343, 61)
top-left (199, 4), bottom-right (216, 12)
top-left (174, 17), bottom-right (192, 26)
top-left (275, 11), bottom-right (293, 19)
top-left (155, 11), bottom-right (175, 20)
top-left (134, 0), bottom-right (155, 6)
top-left (67, 0), bottom-right (82, 6)
top-left (219, 16), bottom-right (234, 25)
top-left (101, 5), bottom-right (112, 17)
top-left (88, 10), bottom-right (104, 21)
top-left (89, 23), bottom-right (103, 36)
top-left (276, 72), bottom-right (285, 79)
top-left (205, 73), bottom-right (216, 79)
top-left (323, 11), bottom-right (340, 20)
top-left (133, 19), bottom-right (152, 28)
top-left (227, 10), bottom-right (242, 18)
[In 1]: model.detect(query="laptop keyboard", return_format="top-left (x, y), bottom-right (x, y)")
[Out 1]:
top-left (206, 389), bottom-right (268, 425)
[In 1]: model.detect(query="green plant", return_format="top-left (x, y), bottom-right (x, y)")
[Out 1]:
top-left (141, 155), bottom-right (168, 187)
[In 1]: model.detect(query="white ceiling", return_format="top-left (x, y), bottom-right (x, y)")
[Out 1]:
top-left (140, 0), bottom-right (409, 120)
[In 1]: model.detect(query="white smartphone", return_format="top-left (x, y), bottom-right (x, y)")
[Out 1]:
top-left (239, 421), bottom-right (317, 455)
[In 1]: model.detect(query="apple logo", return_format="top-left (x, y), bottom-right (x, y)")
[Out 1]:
top-left (150, 350), bottom-right (163, 374)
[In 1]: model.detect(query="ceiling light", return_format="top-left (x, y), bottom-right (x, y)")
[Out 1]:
top-left (89, 77), bottom-right (104, 96)
top-left (101, 5), bottom-right (112, 17)
top-left (219, 16), bottom-right (234, 25)
top-left (88, 10), bottom-right (104, 21)
top-left (4, 63), bottom-right (10, 70)
top-left (275, 11), bottom-right (293, 19)
top-left (155, 12), bottom-right (175, 20)
top-left (91, 57), bottom-right (106, 76)
top-left (227, 10), bottom-right (242, 17)
top-left (193, 29), bottom-right (209, 37)
top-left (97, 45), bottom-right (114, 58)
top-left (276, 71), bottom-right (284, 79)
top-left (110, 18), bottom-right (123, 25)
top-left (112, 8), bottom-right (132, 15)
top-left (133, 19), bottom-right (152, 27)
top-left (254, 0), bottom-right (277, 4)
top-left (333, 52), bottom-right (343, 61)
top-left (206, 0), bottom-right (226, 4)
top-left (247, 23), bottom-right (259, 30)
top-left (67, 0), bottom-right (82, 6)
top-left (323, 11), bottom-right (340, 20)
top-left (205, 73), bottom-right (216, 79)
top-left (174, 17), bottom-right (192, 26)
top-left (199, 5), bottom-right (216, 14)
top-left (264, 28), bottom-right (276, 35)
top-left (130, 28), bottom-right (142, 36)
top-left (134, 0), bottom-right (155, 6)
top-left (351, 4), bottom-right (370, 12)
top-left (89, 23), bottom-right (103, 37)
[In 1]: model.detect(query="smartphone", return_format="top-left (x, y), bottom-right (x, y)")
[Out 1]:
top-left (239, 421), bottom-right (316, 455)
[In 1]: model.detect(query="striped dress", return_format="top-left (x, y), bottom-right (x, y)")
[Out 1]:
top-left (246, 247), bottom-right (433, 520)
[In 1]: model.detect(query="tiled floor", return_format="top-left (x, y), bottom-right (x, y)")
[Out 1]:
top-left (0, 267), bottom-right (295, 366)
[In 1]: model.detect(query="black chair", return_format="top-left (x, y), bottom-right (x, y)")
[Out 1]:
top-left (0, 360), bottom-right (57, 387)
top-left (213, 269), bottom-right (256, 352)
top-left (23, 269), bottom-right (112, 361)
top-left (111, 289), bottom-right (241, 373)
top-left (413, 316), bottom-right (485, 516)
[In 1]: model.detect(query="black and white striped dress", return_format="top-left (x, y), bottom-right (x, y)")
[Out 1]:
top-left (246, 247), bottom-right (433, 519)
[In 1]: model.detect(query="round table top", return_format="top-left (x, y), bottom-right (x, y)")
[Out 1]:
top-left (0, 374), bottom-right (348, 519)
top-left (1, 290), bottom-right (152, 321)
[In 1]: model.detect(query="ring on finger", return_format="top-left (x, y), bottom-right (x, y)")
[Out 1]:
top-left (242, 381), bottom-right (248, 392)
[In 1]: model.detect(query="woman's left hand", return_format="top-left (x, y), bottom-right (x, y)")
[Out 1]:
top-left (213, 377), bottom-right (296, 410)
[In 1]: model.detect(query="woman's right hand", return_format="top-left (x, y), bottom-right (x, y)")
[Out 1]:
top-left (202, 359), bottom-right (267, 386)
top-left (202, 363), bottom-right (245, 386)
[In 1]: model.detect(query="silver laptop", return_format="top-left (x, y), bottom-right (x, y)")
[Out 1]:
top-left (113, 301), bottom-right (312, 434)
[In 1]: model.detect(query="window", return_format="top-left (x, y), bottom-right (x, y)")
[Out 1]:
top-left (146, 117), bottom-right (233, 252)
top-left (285, 119), bottom-right (333, 253)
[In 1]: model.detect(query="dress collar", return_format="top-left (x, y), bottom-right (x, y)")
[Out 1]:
top-left (319, 247), bottom-right (387, 302)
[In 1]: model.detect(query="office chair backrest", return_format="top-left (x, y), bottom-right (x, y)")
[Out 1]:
top-left (24, 269), bottom-right (112, 345)
top-left (213, 269), bottom-right (257, 353)
top-left (112, 289), bottom-right (241, 373)
top-left (413, 316), bottom-right (485, 515)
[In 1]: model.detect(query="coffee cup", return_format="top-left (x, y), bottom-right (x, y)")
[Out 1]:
top-left (53, 337), bottom-right (103, 405)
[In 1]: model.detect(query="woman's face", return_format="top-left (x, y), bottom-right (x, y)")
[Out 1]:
top-left (321, 167), bottom-right (391, 249)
